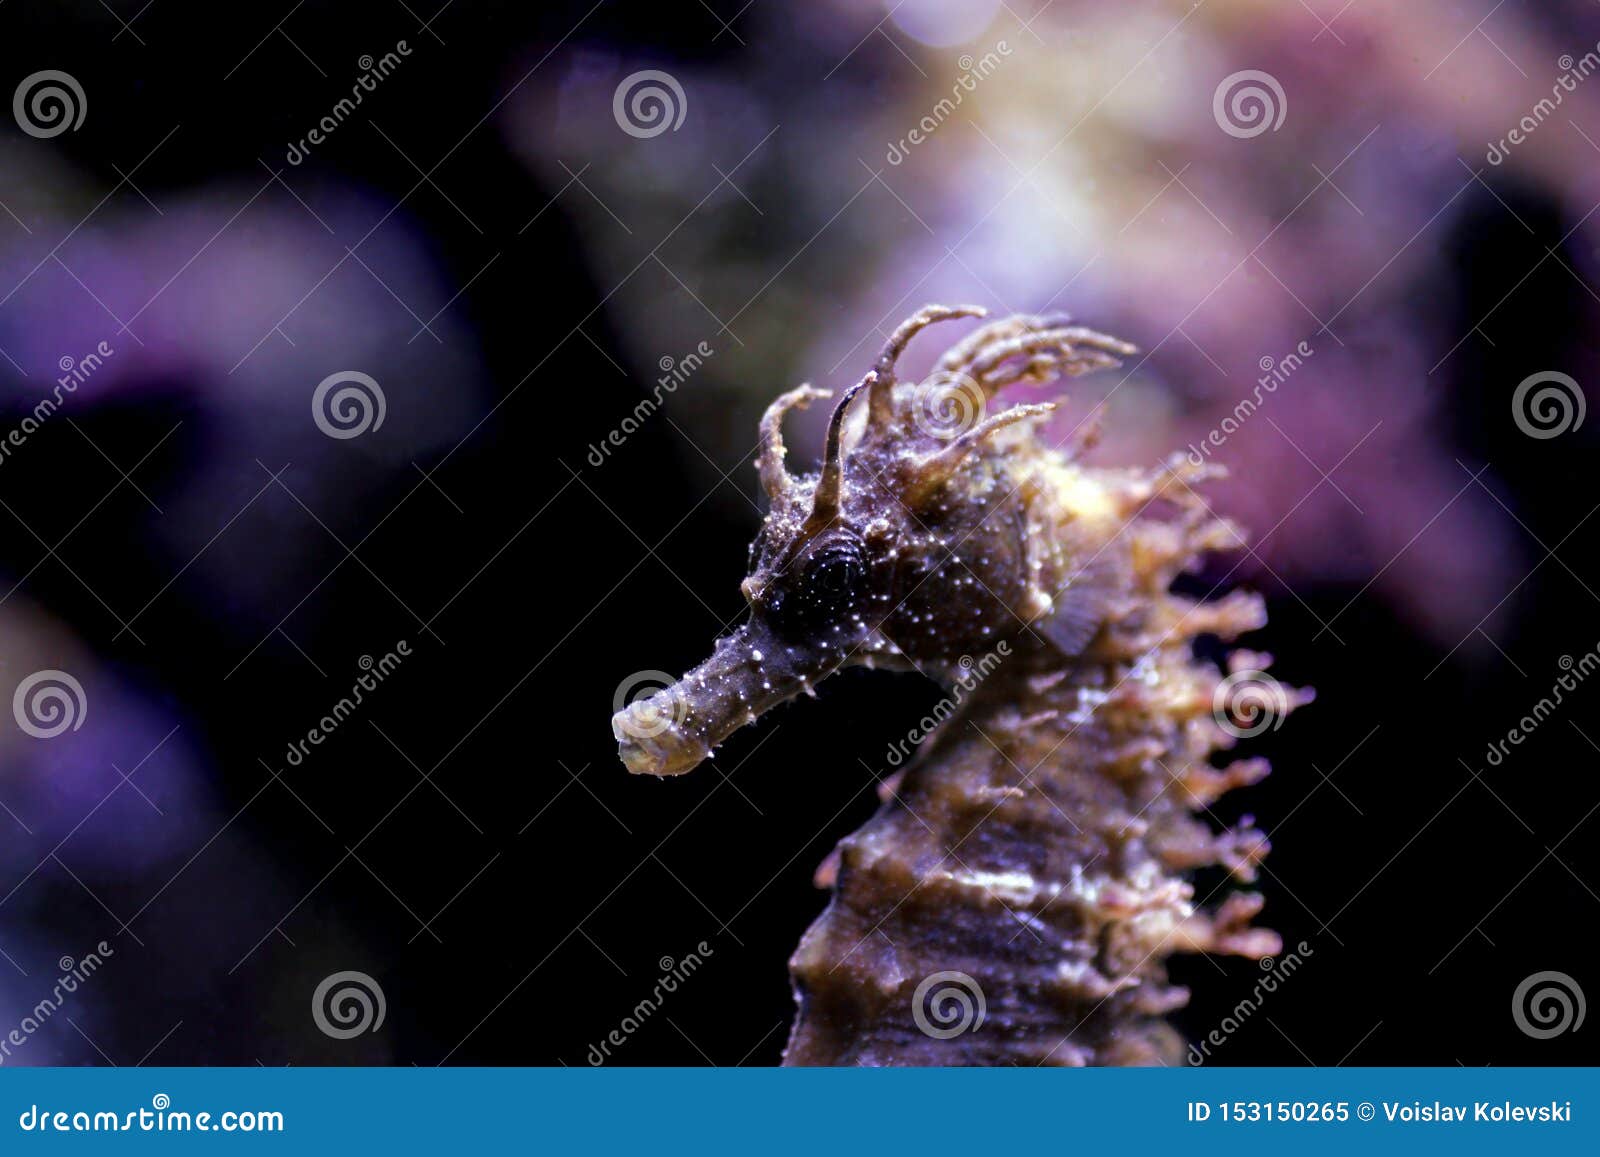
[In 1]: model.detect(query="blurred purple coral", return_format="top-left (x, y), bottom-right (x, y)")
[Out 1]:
top-left (502, 0), bottom-right (1599, 646)
top-left (0, 174), bottom-right (494, 633)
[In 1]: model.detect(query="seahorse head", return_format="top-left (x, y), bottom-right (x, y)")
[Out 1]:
top-left (613, 305), bottom-right (1136, 776)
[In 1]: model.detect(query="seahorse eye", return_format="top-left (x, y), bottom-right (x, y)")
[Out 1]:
top-left (767, 535), bottom-right (867, 635)
top-left (808, 543), bottom-right (864, 598)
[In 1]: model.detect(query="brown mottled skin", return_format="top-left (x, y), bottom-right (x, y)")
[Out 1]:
top-left (612, 306), bottom-right (1303, 1065)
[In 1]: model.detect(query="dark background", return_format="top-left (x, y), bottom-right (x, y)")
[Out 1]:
top-left (0, 0), bottom-right (1596, 1066)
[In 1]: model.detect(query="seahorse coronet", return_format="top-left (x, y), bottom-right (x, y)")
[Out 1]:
top-left (612, 305), bottom-right (1305, 1066)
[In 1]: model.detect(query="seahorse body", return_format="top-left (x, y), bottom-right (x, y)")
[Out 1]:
top-left (612, 306), bottom-right (1303, 1066)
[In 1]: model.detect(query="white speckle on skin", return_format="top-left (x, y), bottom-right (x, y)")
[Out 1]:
top-left (945, 868), bottom-right (1041, 903)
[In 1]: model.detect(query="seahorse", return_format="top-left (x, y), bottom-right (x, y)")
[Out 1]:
top-left (611, 305), bottom-right (1305, 1066)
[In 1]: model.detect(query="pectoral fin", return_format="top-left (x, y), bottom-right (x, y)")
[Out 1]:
top-left (1036, 557), bottom-right (1116, 657)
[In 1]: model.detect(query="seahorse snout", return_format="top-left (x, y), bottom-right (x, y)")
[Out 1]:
top-left (612, 621), bottom-right (837, 777)
top-left (612, 692), bottom-right (710, 776)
